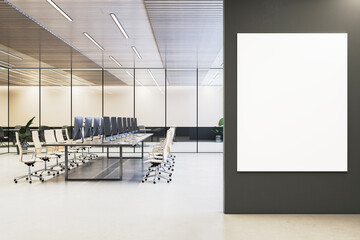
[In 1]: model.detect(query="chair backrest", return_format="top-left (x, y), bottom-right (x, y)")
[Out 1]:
top-left (32, 131), bottom-right (42, 149)
top-left (163, 131), bottom-right (172, 160)
top-left (0, 126), bottom-right (4, 138)
top-left (55, 129), bottom-right (65, 142)
top-left (170, 127), bottom-right (176, 146)
top-left (44, 130), bottom-right (57, 143)
top-left (64, 128), bottom-right (70, 140)
top-left (15, 132), bottom-right (24, 162)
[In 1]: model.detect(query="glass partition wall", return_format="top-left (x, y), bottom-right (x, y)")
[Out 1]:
top-left (1, 67), bottom-right (223, 153)
top-left (0, 68), bottom-right (8, 154)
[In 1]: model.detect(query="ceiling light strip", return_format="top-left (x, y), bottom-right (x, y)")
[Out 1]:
top-left (126, 71), bottom-right (143, 86)
top-left (110, 13), bottom-right (129, 39)
top-left (49, 69), bottom-right (67, 77)
top-left (0, 50), bottom-right (23, 60)
top-left (147, 69), bottom-right (163, 93)
top-left (131, 46), bottom-right (142, 60)
top-left (109, 56), bottom-right (122, 67)
top-left (83, 32), bottom-right (105, 51)
top-left (213, 71), bottom-right (219, 79)
top-left (47, 0), bottom-right (73, 21)
top-left (0, 60), bottom-right (15, 67)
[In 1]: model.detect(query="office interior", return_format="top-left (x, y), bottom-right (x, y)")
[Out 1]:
top-left (1, 0), bottom-right (359, 239)
top-left (0, 1), bottom-right (223, 155)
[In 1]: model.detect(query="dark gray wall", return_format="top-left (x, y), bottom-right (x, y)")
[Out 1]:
top-left (224, 0), bottom-right (360, 213)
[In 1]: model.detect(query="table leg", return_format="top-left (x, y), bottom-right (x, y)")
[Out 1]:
top-left (141, 141), bottom-right (144, 168)
top-left (65, 146), bottom-right (68, 180)
top-left (141, 141), bottom-right (144, 159)
top-left (120, 146), bottom-right (123, 180)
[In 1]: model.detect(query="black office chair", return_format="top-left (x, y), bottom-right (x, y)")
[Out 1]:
top-left (0, 126), bottom-right (8, 147)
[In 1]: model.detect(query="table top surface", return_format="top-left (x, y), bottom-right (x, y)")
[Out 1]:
top-left (138, 128), bottom-right (162, 132)
top-left (43, 133), bottom-right (153, 147)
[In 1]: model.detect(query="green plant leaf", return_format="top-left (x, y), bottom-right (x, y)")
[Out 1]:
top-left (218, 117), bottom-right (223, 127)
top-left (25, 116), bottom-right (35, 129)
top-left (17, 117), bottom-right (35, 143)
top-left (19, 127), bottom-right (26, 134)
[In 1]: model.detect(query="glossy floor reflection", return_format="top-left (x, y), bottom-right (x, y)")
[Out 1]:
top-left (0, 148), bottom-right (359, 240)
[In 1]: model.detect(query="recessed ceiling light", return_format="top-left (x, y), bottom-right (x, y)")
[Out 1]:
top-left (83, 32), bottom-right (105, 51)
top-left (109, 56), bottom-right (122, 67)
top-left (0, 60), bottom-right (15, 67)
top-left (47, 0), bottom-right (73, 21)
top-left (0, 50), bottom-right (23, 60)
top-left (110, 13), bottom-right (129, 39)
top-left (131, 46), bottom-right (142, 60)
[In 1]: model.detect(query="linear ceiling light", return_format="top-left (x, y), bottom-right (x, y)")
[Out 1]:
top-left (131, 46), bottom-right (142, 60)
top-left (0, 50), bottom-right (23, 60)
top-left (208, 71), bottom-right (219, 85)
top-left (0, 60), bottom-right (15, 67)
top-left (83, 32), bottom-right (105, 51)
top-left (126, 71), bottom-right (143, 86)
top-left (49, 69), bottom-right (67, 76)
top-left (47, 0), bottom-right (73, 21)
top-left (109, 56), bottom-right (122, 67)
top-left (213, 71), bottom-right (219, 79)
top-left (147, 69), bottom-right (163, 93)
top-left (110, 13), bottom-right (129, 39)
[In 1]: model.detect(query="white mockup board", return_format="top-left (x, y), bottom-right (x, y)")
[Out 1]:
top-left (237, 33), bottom-right (347, 172)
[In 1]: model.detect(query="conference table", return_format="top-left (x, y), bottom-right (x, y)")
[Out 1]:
top-left (138, 128), bottom-right (163, 142)
top-left (44, 133), bottom-right (153, 181)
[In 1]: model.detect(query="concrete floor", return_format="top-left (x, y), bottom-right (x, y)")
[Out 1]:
top-left (0, 147), bottom-right (359, 240)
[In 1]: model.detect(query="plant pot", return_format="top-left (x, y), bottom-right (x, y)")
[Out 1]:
top-left (22, 142), bottom-right (28, 150)
top-left (215, 135), bottom-right (222, 143)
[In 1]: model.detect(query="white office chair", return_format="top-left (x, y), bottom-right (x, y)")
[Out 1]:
top-left (55, 129), bottom-right (79, 169)
top-left (32, 130), bottom-right (59, 177)
top-left (14, 132), bottom-right (44, 183)
top-left (43, 129), bottom-right (66, 171)
top-left (150, 128), bottom-right (176, 170)
top-left (63, 128), bottom-right (86, 166)
top-left (142, 130), bottom-right (172, 184)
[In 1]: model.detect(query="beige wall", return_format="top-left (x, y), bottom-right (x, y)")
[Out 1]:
top-left (0, 87), bottom-right (8, 126)
top-left (136, 86), bottom-right (165, 126)
top-left (42, 86), bottom-right (70, 126)
top-left (199, 86), bottom-right (223, 126)
top-left (1, 85), bottom-right (223, 127)
top-left (9, 86), bottom-right (39, 126)
top-left (72, 86), bottom-right (102, 120)
top-left (104, 86), bottom-right (133, 118)
top-left (167, 86), bottom-right (197, 127)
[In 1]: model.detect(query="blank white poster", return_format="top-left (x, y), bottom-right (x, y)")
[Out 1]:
top-left (237, 33), bottom-right (347, 172)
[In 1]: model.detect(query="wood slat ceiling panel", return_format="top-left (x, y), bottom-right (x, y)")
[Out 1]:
top-left (0, 1), bottom-right (125, 86)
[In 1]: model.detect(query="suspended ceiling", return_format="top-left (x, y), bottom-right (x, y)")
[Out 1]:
top-left (1, 0), bottom-right (223, 86)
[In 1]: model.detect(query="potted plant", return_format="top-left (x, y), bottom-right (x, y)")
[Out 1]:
top-left (18, 116), bottom-right (35, 151)
top-left (212, 117), bottom-right (223, 142)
